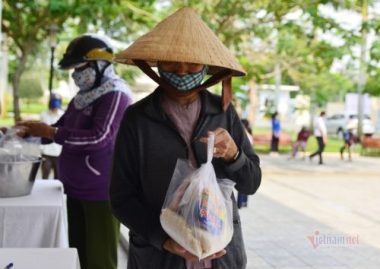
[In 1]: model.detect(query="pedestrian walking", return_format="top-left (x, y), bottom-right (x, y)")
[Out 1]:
top-left (290, 126), bottom-right (310, 160)
top-left (270, 111), bottom-right (281, 155)
top-left (110, 7), bottom-right (261, 269)
top-left (309, 111), bottom-right (327, 165)
top-left (340, 125), bottom-right (356, 161)
top-left (0, 127), bottom-right (6, 137)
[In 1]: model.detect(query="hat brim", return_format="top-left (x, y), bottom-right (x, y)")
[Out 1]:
top-left (115, 58), bottom-right (246, 77)
top-left (115, 7), bottom-right (246, 77)
top-left (58, 57), bottom-right (86, 70)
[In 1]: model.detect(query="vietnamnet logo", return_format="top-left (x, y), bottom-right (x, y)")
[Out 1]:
top-left (307, 230), bottom-right (360, 249)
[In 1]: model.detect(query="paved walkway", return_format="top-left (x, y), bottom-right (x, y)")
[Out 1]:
top-left (241, 153), bottom-right (380, 269)
top-left (119, 153), bottom-right (380, 268)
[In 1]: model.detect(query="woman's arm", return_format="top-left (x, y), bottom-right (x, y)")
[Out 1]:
top-left (109, 110), bottom-right (169, 251)
top-left (54, 92), bottom-right (131, 152)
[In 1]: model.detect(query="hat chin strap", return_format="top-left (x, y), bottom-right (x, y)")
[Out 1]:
top-left (133, 60), bottom-right (233, 111)
top-left (93, 61), bottom-right (111, 88)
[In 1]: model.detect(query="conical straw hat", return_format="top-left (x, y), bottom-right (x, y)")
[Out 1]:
top-left (115, 7), bottom-right (246, 76)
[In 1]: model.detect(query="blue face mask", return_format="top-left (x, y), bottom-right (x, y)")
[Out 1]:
top-left (50, 99), bottom-right (62, 109)
top-left (158, 66), bottom-right (208, 91)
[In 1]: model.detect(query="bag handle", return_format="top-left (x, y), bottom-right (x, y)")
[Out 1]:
top-left (207, 132), bottom-right (215, 163)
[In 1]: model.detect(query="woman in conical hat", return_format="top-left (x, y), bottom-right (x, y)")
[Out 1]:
top-left (110, 7), bottom-right (261, 269)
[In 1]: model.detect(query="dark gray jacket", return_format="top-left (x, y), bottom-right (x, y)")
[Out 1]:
top-left (110, 89), bottom-right (261, 269)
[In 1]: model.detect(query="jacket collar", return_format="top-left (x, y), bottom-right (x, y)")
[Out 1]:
top-left (143, 87), bottom-right (223, 122)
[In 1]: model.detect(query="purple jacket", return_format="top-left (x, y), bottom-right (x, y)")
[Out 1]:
top-left (51, 91), bottom-right (132, 200)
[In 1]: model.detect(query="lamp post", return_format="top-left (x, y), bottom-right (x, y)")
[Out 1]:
top-left (48, 25), bottom-right (59, 102)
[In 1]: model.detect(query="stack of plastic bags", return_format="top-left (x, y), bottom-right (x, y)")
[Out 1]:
top-left (0, 127), bottom-right (40, 162)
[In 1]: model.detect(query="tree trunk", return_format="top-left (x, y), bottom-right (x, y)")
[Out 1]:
top-left (248, 80), bottom-right (257, 127)
top-left (12, 51), bottom-right (29, 122)
top-left (274, 62), bottom-right (281, 112)
top-left (0, 36), bottom-right (9, 118)
top-left (309, 88), bottom-right (316, 132)
top-left (357, 0), bottom-right (368, 138)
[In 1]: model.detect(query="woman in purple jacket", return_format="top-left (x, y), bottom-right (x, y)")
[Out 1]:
top-left (18, 34), bottom-right (133, 269)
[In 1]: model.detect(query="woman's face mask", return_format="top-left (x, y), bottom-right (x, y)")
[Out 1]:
top-left (158, 66), bottom-right (208, 91)
top-left (71, 66), bottom-right (96, 91)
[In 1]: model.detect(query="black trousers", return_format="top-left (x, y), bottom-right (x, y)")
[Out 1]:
top-left (67, 198), bottom-right (120, 269)
top-left (340, 142), bottom-right (352, 160)
top-left (310, 136), bottom-right (325, 164)
top-left (271, 135), bottom-right (279, 152)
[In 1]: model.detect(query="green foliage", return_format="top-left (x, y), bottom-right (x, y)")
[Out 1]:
top-left (19, 72), bottom-right (44, 101)
top-left (365, 69), bottom-right (380, 96)
top-left (115, 64), bottom-right (142, 86)
top-left (162, 0), bottom-right (377, 109)
top-left (2, 0), bottom-right (380, 121)
top-left (2, 0), bottom-right (157, 121)
top-left (297, 72), bottom-right (355, 106)
top-left (252, 126), bottom-right (351, 153)
top-left (369, 39), bottom-right (380, 62)
top-left (366, 38), bottom-right (380, 96)
top-left (231, 76), bottom-right (249, 107)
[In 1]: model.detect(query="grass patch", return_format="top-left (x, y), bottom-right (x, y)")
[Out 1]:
top-left (361, 149), bottom-right (380, 157)
top-left (23, 103), bottom-right (47, 114)
top-left (306, 136), bottom-right (344, 153)
top-left (253, 144), bottom-right (292, 154)
top-left (2, 100), bottom-right (61, 126)
top-left (252, 127), bottom-right (358, 154)
top-left (0, 117), bottom-right (15, 127)
top-left (8, 102), bottom-right (47, 115)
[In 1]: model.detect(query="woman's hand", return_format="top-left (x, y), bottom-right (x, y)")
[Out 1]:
top-left (204, 249), bottom-right (227, 260)
top-left (16, 121), bottom-right (57, 139)
top-left (163, 238), bottom-right (226, 261)
top-left (0, 126), bottom-right (30, 138)
top-left (323, 135), bottom-right (328, 144)
top-left (200, 128), bottom-right (238, 162)
top-left (0, 127), bottom-right (7, 135)
top-left (163, 238), bottom-right (198, 261)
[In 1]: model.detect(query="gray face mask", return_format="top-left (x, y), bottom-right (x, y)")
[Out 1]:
top-left (158, 66), bottom-right (208, 91)
top-left (72, 67), bottom-right (96, 91)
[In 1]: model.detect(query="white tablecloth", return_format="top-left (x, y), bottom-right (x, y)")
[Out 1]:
top-left (0, 248), bottom-right (80, 269)
top-left (0, 180), bottom-right (68, 247)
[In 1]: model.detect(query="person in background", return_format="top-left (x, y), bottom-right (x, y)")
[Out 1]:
top-left (40, 92), bottom-right (64, 179)
top-left (17, 34), bottom-right (133, 269)
top-left (237, 119), bottom-right (254, 209)
top-left (110, 7), bottom-right (261, 269)
top-left (340, 125), bottom-right (356, 161)
top-left (0, 127), bottom-right (6, 137)
top-left (290, 126), bottom-right (310, 160)
top-left (270, 111), bottom-right (281, 155)
top-left (309, 111), bottom-right (327, 165)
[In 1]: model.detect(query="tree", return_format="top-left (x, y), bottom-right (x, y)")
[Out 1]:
top-left (1, 0), bottom-right (156, 122)
top-left (2, 1), bottom-right (72, 121)
top-left (5, 0), bottom-right (378, 124)
top-left (19, 72), bottom-right (44, 106)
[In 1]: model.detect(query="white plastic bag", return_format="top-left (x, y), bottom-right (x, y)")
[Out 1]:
top-left (160, 133), bottom-right (235, 259)
top-left (0, 127), bottom-right (40, 162)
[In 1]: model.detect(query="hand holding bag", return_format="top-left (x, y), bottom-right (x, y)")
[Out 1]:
top-left (160, 133), bottom-right (235, 259)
